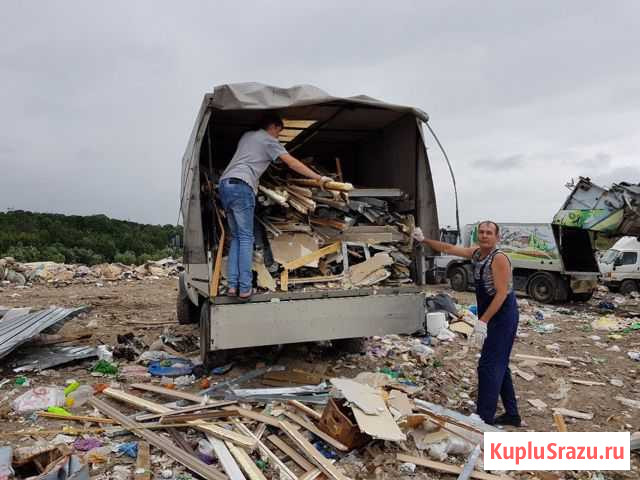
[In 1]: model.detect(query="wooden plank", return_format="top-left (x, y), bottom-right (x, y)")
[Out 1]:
top-left (283, 243), bottom-right (341, 271)
top-left (89, 397), bottom-right (226, 480)
top-left (206, 435), bottom-right (246, 480)
top-left (289, 179), bottom-right (354, 192)
top-left (233, 419), bottom-right (298, 480)
top-left (396, 454), bottom-right (512, 480)
top-left (131, 383), bottom-right (282, 428)
top-left (159, 410), bottom-right (240, 423)
top-left (264, 370), bottom-right (324, 386)
top-left (136, 401), bottom-right (236, 422)
top-left (211, 205), bottom-right (226, 297)
top-left (283, 411), bottom-right (350, 452)
top-left (103, 388), bottom-right (256, 447)
top-left (38, 412), bottom-right (116, 424)
top-left (279, 420), bottom-right (351, 480)
top-left (287, 274), bottom-right (344, 286)
top-left (568, 378), bottom-right (606, 386)
top-left (329, 233), bottom-right (393, 244)
top-left (553, 413), bottom-right (567, 432)
top-left (268, 435), bottom-right (315, 472)
top-left (552, 408), bottom-right (593, 420)
top-left (288, 400), bottom-right (322, 421)
top-left (514, 354), bottom-right (571, 367)
top-left (226, 441), bottom-right (268, 480)
top-left (134, 441), bottom-right (151, 480)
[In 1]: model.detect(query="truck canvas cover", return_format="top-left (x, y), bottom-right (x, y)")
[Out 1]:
top-left (180, 83), bottom-right (438, 269)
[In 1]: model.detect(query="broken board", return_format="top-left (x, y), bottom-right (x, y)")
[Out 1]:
top-left (348, 253), bottom-right (393, 286)
top-left (270, 233), bottom-right (321, 267)
top-left (330, 378), bottom-right (405, 442)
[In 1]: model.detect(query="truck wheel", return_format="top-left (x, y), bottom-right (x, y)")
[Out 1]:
top-left (200, 299), bottom-right (229, 367)
top-left (177, 275), bottom-right (199, 324)
top-left (570, 291), bottom-right (594, 302)
top-left (620, 279), bottom-right (639, 295)
top-left (527, 273), bottom-right (555, 303)
top-left (449, 266), bottom-right (468, 291)
top-left (333, 337), bottom-right (367, 354)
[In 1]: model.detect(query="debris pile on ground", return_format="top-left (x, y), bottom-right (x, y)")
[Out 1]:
top-left (215, 164), bottom-right (418, 295)
top-left (0, 257), bottom-right (182, 287)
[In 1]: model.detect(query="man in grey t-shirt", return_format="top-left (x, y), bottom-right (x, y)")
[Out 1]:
top-left (219, 113), bottom-right (330, 299)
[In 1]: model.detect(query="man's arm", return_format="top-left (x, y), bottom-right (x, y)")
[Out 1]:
top-left (479, 253), bottom-right (511, 324)
top-left (279, 153), bottom-right (323, 180)
top-left (419, 237), bottom-right (476, 259)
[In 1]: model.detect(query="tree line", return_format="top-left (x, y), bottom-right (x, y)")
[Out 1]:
top-left (0, 210), bottom-right (182, 265)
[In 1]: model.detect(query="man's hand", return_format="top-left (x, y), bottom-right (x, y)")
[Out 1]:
top-left (319, 176), bottom-right (333, 190)
top-left (412, 227), bottom-right (425, 242)
top-left (470, 320), bottom-right (487, 348)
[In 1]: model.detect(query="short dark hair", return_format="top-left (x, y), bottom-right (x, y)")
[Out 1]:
top-left (478, 220), bottom-right (500, 235)
top-left (257, 113), bottom-right (284, 130)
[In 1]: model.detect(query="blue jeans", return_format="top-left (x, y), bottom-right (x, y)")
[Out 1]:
top-left (218, 178), bottom-right (255, 294)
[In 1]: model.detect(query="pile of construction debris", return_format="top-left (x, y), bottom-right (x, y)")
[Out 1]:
top-left (217, 165), bottom-right (417, 294)
top-left (0, 257), bottom-right (181, 287)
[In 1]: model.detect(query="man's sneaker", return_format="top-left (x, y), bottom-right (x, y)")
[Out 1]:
top-left (494, 413), bottom-right (522, 427)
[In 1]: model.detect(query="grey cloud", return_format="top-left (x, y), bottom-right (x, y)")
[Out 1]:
top-left (592, 165), bottom-right (640, 188)
top-left (470, 154), bottom-right (526, 170)
top-left (576, 152), bottom-right (612, 169)
top-left (1, 1), bottom-right (640, 226)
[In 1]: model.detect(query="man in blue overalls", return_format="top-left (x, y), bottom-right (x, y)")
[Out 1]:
top-left (414, 221), bottom-right (521, 426)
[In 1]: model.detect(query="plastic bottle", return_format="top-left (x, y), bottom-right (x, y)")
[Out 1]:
top-left (65, 385), bottom-right (94, 408)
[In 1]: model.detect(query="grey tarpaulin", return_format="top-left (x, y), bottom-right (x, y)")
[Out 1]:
top-left (180, 82), bottom-right (439, 271)
top-left (0, 306), bottom-right (88, 360)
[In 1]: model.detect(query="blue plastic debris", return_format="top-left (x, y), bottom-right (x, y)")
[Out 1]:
top-left (313, 440), bottom-right (337, 459)
top-left (148, 358), bottom-right (193, 377)
top-left (117, 442), bottom-right (138, 458)
top-left (469, 305), bottom-right (478, 315)
top-left (211, 363), bottom-right (234, 375)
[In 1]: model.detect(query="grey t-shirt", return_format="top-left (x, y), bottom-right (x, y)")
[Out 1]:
top-left (220, 129), bottom-right (287, 191)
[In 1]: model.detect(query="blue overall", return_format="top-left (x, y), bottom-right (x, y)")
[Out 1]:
top-left (475, 249), bottom-right (520, 424)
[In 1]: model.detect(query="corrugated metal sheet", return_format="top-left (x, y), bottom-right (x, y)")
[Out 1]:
top-left (0, 306), bottom-right (87, 360)
top-left (13, 345), bottom-right (98, 372)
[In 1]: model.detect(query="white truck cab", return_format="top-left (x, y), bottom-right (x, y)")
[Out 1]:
top-left (599, 237), bottom-right (640, 294)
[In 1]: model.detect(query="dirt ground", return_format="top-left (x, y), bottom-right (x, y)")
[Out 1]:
top-left (1, 278), bottom-right (638, 479)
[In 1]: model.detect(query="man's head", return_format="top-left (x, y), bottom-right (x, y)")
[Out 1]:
top-left (477, 220), bottom-right (500, 250)
top-left (258, 113), bottom-right (284, 138)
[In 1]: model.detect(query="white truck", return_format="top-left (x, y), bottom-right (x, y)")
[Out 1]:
top-left (599, 237), bottom-right (640, 295)
top-left (434, 222), bottom-right (597, 303)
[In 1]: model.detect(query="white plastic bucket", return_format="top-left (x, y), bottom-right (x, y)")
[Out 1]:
top-left (426, 312), bottom-right (448, 336)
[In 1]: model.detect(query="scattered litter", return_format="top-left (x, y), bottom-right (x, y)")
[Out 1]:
top-left (628, 351), bottom-right (640, 362)
top-left (211, 363), bottom-right (234, 375)
top-left (115, 442), bottom-right (138, 458)
top-left (615, 396), bottom-right (640, 409)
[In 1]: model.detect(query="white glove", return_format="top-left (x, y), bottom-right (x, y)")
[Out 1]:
top-left (471, 320), bottom-right (487, 348)
top-left (412, 227), bottom-right (425, 242)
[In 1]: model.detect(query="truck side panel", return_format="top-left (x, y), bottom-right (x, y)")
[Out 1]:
top-left (206, 293), bottom-right (425, 350)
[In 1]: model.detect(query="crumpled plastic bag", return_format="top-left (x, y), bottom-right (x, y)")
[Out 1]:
top-left (428, 436), bottom-right (474, 461)
top-left (12, 387), bottom-right (64, 413)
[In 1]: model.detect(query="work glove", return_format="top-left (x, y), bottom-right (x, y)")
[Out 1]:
top-left (319, 176), bottom-right (333, 190)
top-left (471, 320), bottom-right (488, 348)
top-left (412, 227), bottom-right (425, 242)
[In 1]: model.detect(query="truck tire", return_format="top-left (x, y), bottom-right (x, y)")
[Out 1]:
top-left (200, 299), bottom-right (229, 367)
top-left (449, 266), bottom-right (469, 292)
top-left (620, 279), bottom-right (639, 295)
top-left (570, 291), bottom-right (594, 302)
top-left (333, 337), bottom-right (367, 354)
top-left (177, 275), bottom-right (199, 324)
top-left (527, 273), bottom-right (556, 304)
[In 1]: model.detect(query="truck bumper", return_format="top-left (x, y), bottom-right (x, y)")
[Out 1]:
top-left (201, 289), bottom-right (425, 352)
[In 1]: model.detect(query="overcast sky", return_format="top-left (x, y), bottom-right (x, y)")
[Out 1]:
top-left (2, 1), bottom-right (639, 227)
